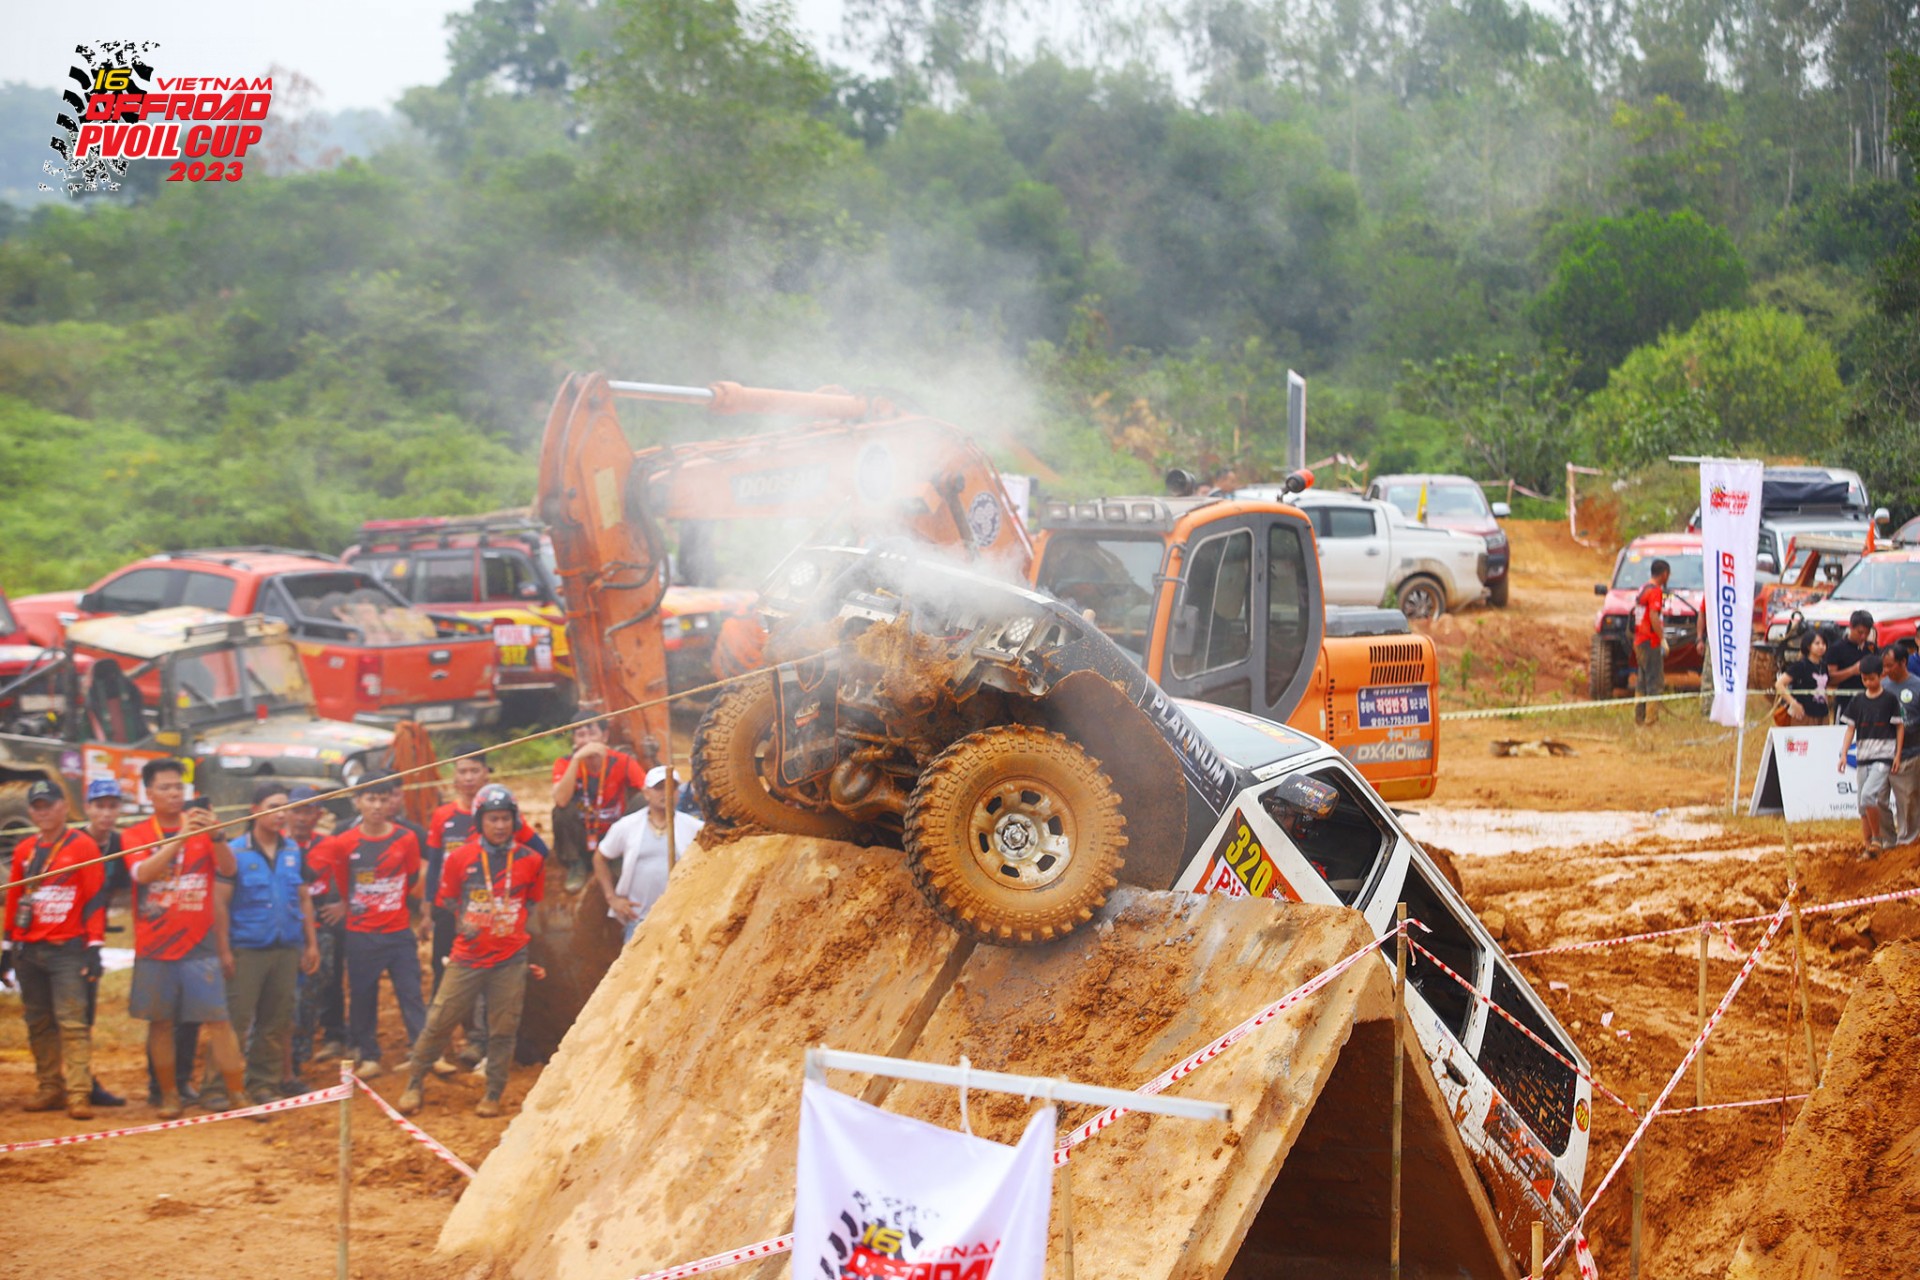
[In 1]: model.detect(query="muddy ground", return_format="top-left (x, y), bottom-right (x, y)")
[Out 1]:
top-left (0, 521), bottom-right (1904, 1277)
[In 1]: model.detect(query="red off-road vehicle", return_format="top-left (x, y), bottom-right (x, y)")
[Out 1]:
top-left (12, 548), bottom-right (499, 730)
top-left (1588, 534), bottom-right (1705, 700)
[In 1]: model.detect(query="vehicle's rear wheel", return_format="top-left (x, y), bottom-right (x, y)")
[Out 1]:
top-left (0, 780), bottom-right (34, 842)
top-left (1397, 575), bottom-right (1447, 621)
top-left (1588, 634), bottom-right (1621, 701)
top-left (903, 725), bottom-right (1126, 946)
top-left (691, 674), bottom-right (861, 840)
top-left (1488, 574), bottom-right (1510, 608)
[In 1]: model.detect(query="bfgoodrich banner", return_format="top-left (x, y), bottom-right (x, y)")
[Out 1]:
top-left (793, 1079), bottom-right (1054, 1280)
top-left (1698, 459), bottom-right (1764, 727)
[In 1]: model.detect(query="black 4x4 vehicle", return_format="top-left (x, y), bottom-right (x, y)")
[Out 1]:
top-left (0, 609), bottom-right (394, 835)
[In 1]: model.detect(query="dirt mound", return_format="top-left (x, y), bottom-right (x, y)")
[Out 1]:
top-left (1727, 940), bottom-right (1920, 1276)
top-left (436, 835), bottom-right (1516, 1279)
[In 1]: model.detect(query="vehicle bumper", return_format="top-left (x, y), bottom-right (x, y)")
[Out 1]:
top-left (1482, 546), bottom-right (1510, 581)
top-left (354, 699), bottom-right (502, 731)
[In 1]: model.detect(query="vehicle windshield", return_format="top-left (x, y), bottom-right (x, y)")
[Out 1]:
top-left (1378, 484), bottom-right (1489, 520)
top-left (1831, 558), bottom-right (1920, 603)
top-left (1179, 702), bottom-right (1317, 770)
top-left (1034, 534), bottom-right (1164, 660)
top-left (274, 572), bottom-right (438, 645)
top-left (1613, 551), bottom-right (1705, 592)
top-left (168, 639), bottom-right (312, 727)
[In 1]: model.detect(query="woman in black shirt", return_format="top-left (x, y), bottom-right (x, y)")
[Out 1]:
top-left (1776, 628), bottom-right (1833, 724)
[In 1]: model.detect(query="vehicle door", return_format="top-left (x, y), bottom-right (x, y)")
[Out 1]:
top-left (1161, 522), bottom-right (1258, 711)
top-left (1254, 515), bottom-right (1325, 723)
top-left (1308, 505), bottom-right (1390, 606)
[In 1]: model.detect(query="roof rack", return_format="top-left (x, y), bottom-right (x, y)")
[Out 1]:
top-left (158, 546), bottom-right (341, 567)
top-left (355, 510), bottom-right (544, 547)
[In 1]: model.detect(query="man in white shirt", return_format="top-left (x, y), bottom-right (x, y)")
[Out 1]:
top-left (593, 767), bottom-right (703, 943)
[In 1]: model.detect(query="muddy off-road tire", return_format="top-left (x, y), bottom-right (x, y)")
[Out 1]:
top-left (1488, 574), bottom-right (1510, 608)
top-left (0, 780), bottom-right (34, 842)
top-left (903, 725), bottom-right (1126, 946)
top-left (1749, 648), bottom-right (1776, 692)
top-left (1397, 575), bottom-right (1446, 621)
top-left (1588, 634), bottom-right (1622, 701)
top-left (690, 674), bottom-right (861, 840)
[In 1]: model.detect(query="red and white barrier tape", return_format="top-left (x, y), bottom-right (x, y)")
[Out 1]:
top-left (1050, 923), bottom-right (1410, 1162)
top-left (1655, 1093), bottom-right (1809, 1117)
top-left (1513, 880), bottom-right (1920, 960)
top-left (624, 924), bottom-right (1416, 1280)
top-left (1575, 1231), bottom-right (1600, 1278)
top-left (0, 1083), bottom-right (350, 1154)
top-left (350, 1073), bottom-right (478, 1179)
top-left (1545, 893), bottom-right (1792, 1270)
top-left (1407, 938), bottom-right (1640, 1119)
top-left (628, 1234), bottom-right (798, 1280)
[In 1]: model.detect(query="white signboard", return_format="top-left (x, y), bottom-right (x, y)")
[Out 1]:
top-left (793, 1079), bottom-right (1054, 1280)
top-left (1699, 459), bottom-right (1765, 727)
top-left (1748, 725), bottom-right (1857, 822)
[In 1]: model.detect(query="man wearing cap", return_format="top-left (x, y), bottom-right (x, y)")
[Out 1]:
top-left (206, 782), bottom-right (321, 1106)
top-left (128, 758), bottom-right (250, 1118)
top-left (398, 783), bottom-right (545, 1117)
top-left (2, 781), bottom-right (108, 1119)
top-left (594, 766), bottom-right (703, 945)
top-left (307, 772), bottom-right (425, 1076)
top-left (76, 778), bottom-right (129, 1107)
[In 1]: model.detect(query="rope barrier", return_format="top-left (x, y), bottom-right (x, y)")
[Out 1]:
top-left (351, 1074), bottom-right (477, 1179)
top-left (1513, 881), bottom-right (1920, 959)
top-left (0, 1082), bottom-right (351, 1154)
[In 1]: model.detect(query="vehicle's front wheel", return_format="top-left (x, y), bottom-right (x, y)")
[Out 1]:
top-left (1488, 574), bottom-right (1510, 608)
top-left (1397, 575), bottom-right (1447, 621)
top-left (903, 725), bottom-right (1126, 946)
top-left (691, 673), bottom-right (862, 840)
top-left (1588, 634), bottom-right (1622, 701)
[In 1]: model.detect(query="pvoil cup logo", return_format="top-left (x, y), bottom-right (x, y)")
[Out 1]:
top-left (43, 40), bottom-right (273, 196)
top-left (1707, 485), bottom-right (1751, 516)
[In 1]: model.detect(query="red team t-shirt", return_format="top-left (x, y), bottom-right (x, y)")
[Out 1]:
top-left (124, 817), bottom-right (220, 960)
top-left (551, 750), bottom-right (646, 850)
top-left (308, 826), bottom-right (423, 935)
top-left (4, 831), bottom-right (106, 946)
top-left (426, 801), bottom-right (540, 858)
top-left (436, 839), bottom-right (544, 968)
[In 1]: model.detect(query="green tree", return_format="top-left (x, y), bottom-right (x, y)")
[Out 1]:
top-left (1530, 208), bottom-right (1749, 388)
top-left (1393, 349), bottom-right (1584, 492)
top-left (1583, 306), bottom-right (1845, 457)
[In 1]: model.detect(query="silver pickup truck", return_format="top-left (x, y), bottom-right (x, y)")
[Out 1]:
top-left (1239, 487), bottom-right (1488, 619)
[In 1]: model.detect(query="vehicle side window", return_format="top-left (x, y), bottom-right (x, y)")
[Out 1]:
top-left (1173, 530), bottom-right (1253, 678)
top-left (1478, 966), bottom-right (1578, 1155)
top-left (93, 568), bottom-right (173, 615)
top-left (1258, 766), bottom-right (1391, 905)
top-left (417, 554), bottom-right (476, 605)
top-left (1399, 866), bottom-right (1483, 1040)
top-left (179, 571), bottom-right (236, 612)
top-left (1324, 508), bottom-right (1378, 539)
top-left (482, 550), bottom-right (539, 602)
top-left (1266, 524), bottom-right (1312, 705)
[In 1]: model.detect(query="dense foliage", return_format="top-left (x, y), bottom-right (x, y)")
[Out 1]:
top-left (0, 0), bottom-right (1915, 591)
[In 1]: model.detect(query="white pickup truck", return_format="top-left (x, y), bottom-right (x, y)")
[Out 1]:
top-left (1239, 487), bottom-right (1488, 618)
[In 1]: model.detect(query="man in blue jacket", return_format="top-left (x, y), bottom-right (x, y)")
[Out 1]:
top-left (205, 782), bottom-right (320, 1107)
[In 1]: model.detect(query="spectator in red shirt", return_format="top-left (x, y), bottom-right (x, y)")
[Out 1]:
top-left (2, 781), bottom-right (107, 1119)
top-left (551, 720), bottom-right (645, 884)
top-left (1632, 558), bottom-right (1670, 726)
top-left (398, 784), bottom-right (545, 1118)
top-left (308, 772), bottom-right (425, 1076)
top-left (127, 759), bottom-right (248, 1119)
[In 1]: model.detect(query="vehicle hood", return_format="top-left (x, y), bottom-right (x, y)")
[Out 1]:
top-left (1799, 596), bottom-right (1920, 624)
top-left (192, 715), bottom-right (394, 765)
top-left (1599, 588), bottom-right (1702, 616)
top-left (1419, 513), bottom-right (1500, 539)
top-left (7, 590), bottom-right (83, 646)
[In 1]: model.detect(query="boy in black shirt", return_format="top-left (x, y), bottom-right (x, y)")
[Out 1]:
top-left (1826, 610), bottom-right (1876, 697)
top-left (1839, 649), bottom-right (1903, 853)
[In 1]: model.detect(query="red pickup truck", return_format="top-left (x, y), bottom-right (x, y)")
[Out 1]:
top-left (11, 548), bottom-right (499, 729)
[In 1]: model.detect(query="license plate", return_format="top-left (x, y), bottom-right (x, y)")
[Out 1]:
top-left (415, 705), bottom-right (455, 724)
top-left (493, 624), bottom-right (534, 647)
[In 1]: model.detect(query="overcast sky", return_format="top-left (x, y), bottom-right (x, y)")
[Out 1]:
top-left (1, 0), bottom-right (850, 112)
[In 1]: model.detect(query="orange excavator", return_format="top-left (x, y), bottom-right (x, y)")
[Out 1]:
top-left (520, 373), bottom-right (1439, 1047)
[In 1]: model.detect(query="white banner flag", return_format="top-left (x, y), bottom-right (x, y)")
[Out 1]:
top-left (793, 1079), bottom-right (1055, 1280)
top-left (1698, 459), bottom-right (1764, 727)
